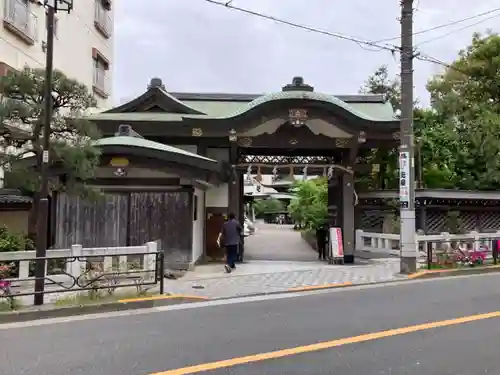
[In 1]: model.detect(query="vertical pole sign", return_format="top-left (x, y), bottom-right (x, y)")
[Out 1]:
top-left (399, 152), bottom-right (410, 209)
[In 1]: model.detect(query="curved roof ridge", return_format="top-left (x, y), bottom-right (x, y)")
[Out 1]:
top-left (182, 90), bottom-right (396, 122)
top-left (93, 136), bottom-right (217, 162)
top-left (105, 78), bottom-right (206, 115)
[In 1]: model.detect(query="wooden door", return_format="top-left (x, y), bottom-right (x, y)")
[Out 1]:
top-left (128, 191), bottom-right (192, 265)
top-left (206, 213), bottom-right (225, 261)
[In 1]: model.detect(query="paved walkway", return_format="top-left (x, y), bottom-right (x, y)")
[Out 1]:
top-left (161, 222), bottom-right (403, 298)
top-left (244, 223), bottom-right (319, 262)
top-left (164, 259), bottom-right (402, 298)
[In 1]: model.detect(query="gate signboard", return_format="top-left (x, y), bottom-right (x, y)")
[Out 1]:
top-left (329, 227), bottom-right (344, 262)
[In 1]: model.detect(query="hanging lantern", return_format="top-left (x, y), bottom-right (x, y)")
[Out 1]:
top-left (255, 166), bottom-right (262, 182)
top-left (327, 165), bottom-right (334, 179)
top-left (246, 164), bottom-right (253, 183)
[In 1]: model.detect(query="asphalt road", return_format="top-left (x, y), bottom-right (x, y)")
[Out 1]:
top-left (2, 274), bottom-right (500, 375)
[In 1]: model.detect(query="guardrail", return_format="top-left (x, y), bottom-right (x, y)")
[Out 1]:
top-left (356, 229), bottom-right (500, 269)
top-left (0, 241), bottom-right (165, 307)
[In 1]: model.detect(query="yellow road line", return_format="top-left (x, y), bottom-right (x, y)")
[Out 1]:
top-left (150, 310), bottom-right (500, 375)
top-left (118, 295), bottom-right (209, 303)
top-left (287, 282), bottom-right (353, 292)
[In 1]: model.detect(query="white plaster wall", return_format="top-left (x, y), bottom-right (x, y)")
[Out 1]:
top-left (0, 0), bottom-right (114, 109)
top-left (192, 188), bottom-right (205, 263)
top-left (206, 183), bottom-right (228, 207)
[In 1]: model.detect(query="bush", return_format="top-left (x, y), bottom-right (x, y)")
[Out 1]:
top-left (0, 226), bottom-right (34, 278)
top-left (288, 178), bottom-right (328, 230)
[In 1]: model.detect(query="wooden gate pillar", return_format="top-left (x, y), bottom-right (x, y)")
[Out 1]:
top-left (341, 171), bottom-right (355, 263)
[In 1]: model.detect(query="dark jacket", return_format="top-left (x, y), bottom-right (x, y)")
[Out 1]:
top-left (316, 225), bottom-right (329, 245)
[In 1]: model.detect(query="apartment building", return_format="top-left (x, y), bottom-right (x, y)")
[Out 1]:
top-left (0, 0), bottom-right (114, 108)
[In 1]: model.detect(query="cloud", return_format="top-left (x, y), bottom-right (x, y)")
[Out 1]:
top-left (113, 0), bottom-right (500, 106)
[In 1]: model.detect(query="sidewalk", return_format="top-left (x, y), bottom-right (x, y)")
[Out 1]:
top-left (162, 259), bottom-right (403, 298)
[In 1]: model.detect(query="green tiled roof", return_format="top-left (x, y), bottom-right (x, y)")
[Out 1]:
top-left (221, 91), bottom-right (395, 122)
top-left (93, 136), bottom-right (218, 162)
top-left (87, 112), bottom-right (192, 122)
top-left (183, 99), bottom-right (395, 122)
top-left (88, 90), bottom-right (397, 123)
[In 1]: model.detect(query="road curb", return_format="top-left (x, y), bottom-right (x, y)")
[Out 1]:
top-left (0, 296), bottom-right (205, 324)
top-left (208, 278), bottom-right (408, 301)
top-left (408, 265), bottom-right (500, 280)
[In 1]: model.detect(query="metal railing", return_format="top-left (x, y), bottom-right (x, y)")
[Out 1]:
top-left (94, 0), bottom-right (112, 37)
top-left (3, 0), bottom-right (38, 42)
top-left (93, 67), bottom-right (109, 95)
top-left (0, 243), bottom-right (165, 307)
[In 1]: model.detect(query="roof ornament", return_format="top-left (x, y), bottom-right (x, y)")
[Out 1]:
top-left (282, 76), bottom-right (314, 92)
top-left (115, 124), bottom-right (144, 138)
top-left (289, 108), bottom-right (308, 127)
top-left (148, 77), bottom-right (165, 90)
top-left (229, 129), bottom-right (237, 142)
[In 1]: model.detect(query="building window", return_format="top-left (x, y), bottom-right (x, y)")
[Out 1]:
top-left (53, 17), bottom-right (58, 37)
top-left (2, 0), bottom-right (39, 45)
top-left (94, 0), bottom-right (111, 38)
top-left (93, 53), bottom-right (109, 98)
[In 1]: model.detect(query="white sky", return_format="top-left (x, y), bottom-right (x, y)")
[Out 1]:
top-left (113, 0), bottom-right (500, 107)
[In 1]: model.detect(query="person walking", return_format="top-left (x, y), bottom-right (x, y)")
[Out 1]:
top-left (217, 212), bottom-right (243, 273)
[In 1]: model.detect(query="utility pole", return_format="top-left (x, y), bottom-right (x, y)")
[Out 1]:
top-left (399, 0), bottom-right (417, 273)
top-left (34, 0), bottom-right (73, 306)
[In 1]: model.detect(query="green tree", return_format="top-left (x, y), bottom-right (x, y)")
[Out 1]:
top-left (359, 65), bottom-right (401, 189)
top-left (360, 65), bottom-right (401, 111)
top-left (288, 178), bottom-right (327, 229)
top-left (0, 67), bottom-right (101, 195)
top-left (427, 32), bottom-right (500, 189)
top-left (253, 198), bottom-right (285, 217)
top-left (413, 107), bottom-right (458, 188)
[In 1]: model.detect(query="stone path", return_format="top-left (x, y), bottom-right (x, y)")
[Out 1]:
top-left (244, 223), bottom-right (318, 262)
top-left (164, 259), bottom-right (403, 298)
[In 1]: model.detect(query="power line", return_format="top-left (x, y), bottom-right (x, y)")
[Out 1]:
top-left (203, 0), bottom-right (399, 54)
top-left (374, 6), bottom-right (500, 43)
top-left (203, 0), bottom-right (479, 80)
top-left (415, 52), bottom-right (472, 78)
top-left (416, 12), bottom-right (500, 46)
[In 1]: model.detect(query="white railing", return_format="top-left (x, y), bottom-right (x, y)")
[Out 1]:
top-left (356, 229), bottom-right (500, 262)
top-left (94, 0), bottom-right (112, 36)
top-left (0, 242), bottom-right (158, 286)
top-left (3, 0), bottom-right (38, 42)
top-left (93, 67), bottom-right (109, 96)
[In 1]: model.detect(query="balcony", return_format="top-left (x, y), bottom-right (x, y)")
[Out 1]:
top-left (93, 68), bottom-right (110, 99)
top-left (3, 0), bottom-right (38, 45)
top-left (94, 0), bottom-right (112, 38)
